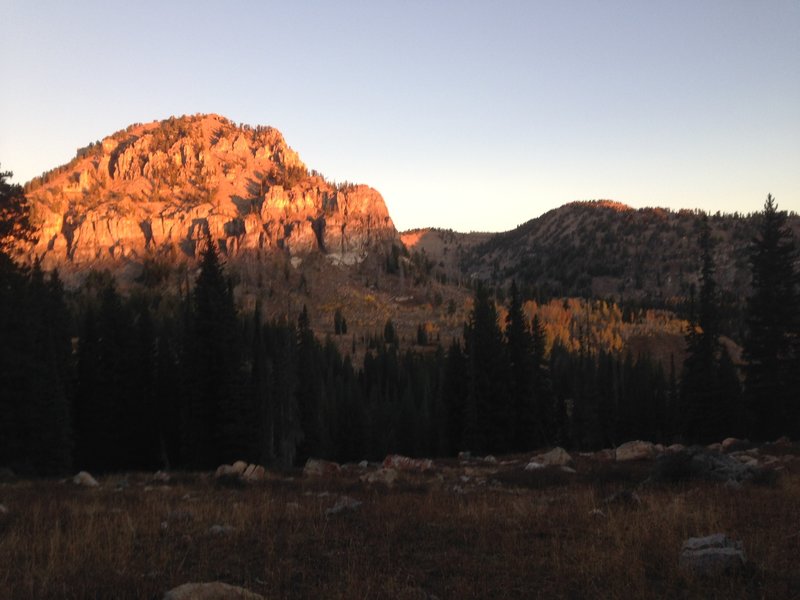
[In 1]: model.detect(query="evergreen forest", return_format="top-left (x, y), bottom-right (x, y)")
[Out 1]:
top-left (2, 168), bottom-right (799, 475)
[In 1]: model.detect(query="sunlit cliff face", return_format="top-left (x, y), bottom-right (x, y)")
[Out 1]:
top-left (17, 114), bottom-right (398, 269)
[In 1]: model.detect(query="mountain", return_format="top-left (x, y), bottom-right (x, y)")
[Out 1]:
top-left (404, 201), bottom-right (800, 334)
top-left (20, 114), bottom-right (398, 270)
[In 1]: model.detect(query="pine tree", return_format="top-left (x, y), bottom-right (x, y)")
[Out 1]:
top-left (463, 284), bottom-right (511, 453)
top-left (504, 281), bottom-right (536, 451)
top-left (744, 195), bottom-right (799, 440)
top-left (184, 237), bottom-right (242, 467)
top-left (680, 216), bottom-right (736, 443)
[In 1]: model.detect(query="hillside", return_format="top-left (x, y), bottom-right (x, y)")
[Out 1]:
top-left (449, 200), bottom-right (800, 335)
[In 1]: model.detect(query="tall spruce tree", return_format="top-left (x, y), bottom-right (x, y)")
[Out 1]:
top-left (504, 281), bottom-right (536, 451)
top-left (463, 284), bottom-right (511, 453)
top-left (744, 195), bottom-right (799, 440)
top-left (680, 216), bottom-right (740, 442)
top-left (184, 237), bottom-right (242, 467)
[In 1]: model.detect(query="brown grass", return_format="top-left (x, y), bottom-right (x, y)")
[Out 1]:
top-left (1, 458), bottom-right (798, 599)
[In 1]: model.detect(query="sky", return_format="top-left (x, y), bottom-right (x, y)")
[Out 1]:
top-left (1, 1), bottom-right (798, 232)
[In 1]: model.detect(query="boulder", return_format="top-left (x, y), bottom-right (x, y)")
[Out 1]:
top-left (666, 443), bottom-right (686, 453)
top-left (524, 460), bottom-right (545, 471)
top-left (303, 458), bottom-right (341, 477)
top-left (214, 464), bottom-right (238, 479)
top-left (533, 447), bottom-right (574, 467)
top-left (615, 440), bottom-right (656, 462)
top-left (72, 471), bottom-right (99, 487)
top-left (721, 437), bottom-right (749, 453)
top-left (207, 525), bottom-right (235, 536)
top-left (325, 495), bottom-right (362, 516)
top-left (592, 449), bottom-right (616, 462)
top-left (360, 468), bottom-right (399, 487)
top-left (152, 470), bottom-right (171, 484)
top-left (706, 443), bottom-right (722, 453)
top-left (163, 582), bottom-right (265, 600)
top-left (382, 455), bottom-right (434, 471)
top-left (650, 446), bottom-right (761, 484)
top-left (242, 464), bottom-right (265, 482)
top-left (679, 534), bottom-right (746, 576)
top-left (231, 460), bottom-right (248, 475)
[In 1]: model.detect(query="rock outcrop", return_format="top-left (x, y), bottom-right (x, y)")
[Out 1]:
top-left (17, 114), bottom-right (398, 270)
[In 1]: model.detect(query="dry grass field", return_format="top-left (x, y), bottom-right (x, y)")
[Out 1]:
top-left (1, 448), bottom-right (798, 600)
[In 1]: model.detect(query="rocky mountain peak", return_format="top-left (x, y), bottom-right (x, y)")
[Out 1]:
top-left (19, 114), bottom-right (398, 269)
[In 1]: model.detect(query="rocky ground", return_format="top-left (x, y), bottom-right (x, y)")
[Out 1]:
top-left (1, 438), bottom-right (798, 599)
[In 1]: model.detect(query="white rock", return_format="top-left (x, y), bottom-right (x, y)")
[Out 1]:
top-left (303, 458), bottom-right (342, 477)
top-left (72, 471), bottom-right (99, 487)
top-left (360, 468), bottom-right (399, 486)
top-left (533, 447), bottom-right (574, 467)
top-left (214, 464), bottom-right (238, 479)
top-left (615, 440), bottom-right (656, 462)
top-left (242, 464), bottom-right (265, 482)
top-left (679, 534), bottom-right (746, 576)
top-left (524, 461), bottom-right (545, 471)
top-left (163, 581), bottom-right (266, 600)
top-left (152, 471), bottom-right (171, 483)
top-left (325, 495), bottom-right (362, 516)
top-left (207, 525), bottom-right (235, 536)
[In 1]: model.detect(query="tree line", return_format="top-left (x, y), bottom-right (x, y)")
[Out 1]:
top-left (1, 170), bottom-right (798, 474)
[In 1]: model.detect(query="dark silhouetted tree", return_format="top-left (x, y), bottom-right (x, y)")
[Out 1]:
top-left (744, 195), bottom-right (799, 440)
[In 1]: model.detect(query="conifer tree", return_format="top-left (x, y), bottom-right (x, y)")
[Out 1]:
top-left (184, 236), bottom-right (242, 467)
top-left (744, 195), bottom-right (799, 439)
top-left (680, 216), bottom-right (739, 442)
top-left (463, 284), bottom-right (511, 453)
top-left (504, 280), bottom-right (536, 450)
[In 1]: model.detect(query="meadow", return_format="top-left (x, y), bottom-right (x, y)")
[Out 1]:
top-left (1, 447), bottom-right (798, 599)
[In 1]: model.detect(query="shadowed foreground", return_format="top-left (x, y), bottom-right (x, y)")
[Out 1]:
top-left (1, 450), bottom-right (798, 599)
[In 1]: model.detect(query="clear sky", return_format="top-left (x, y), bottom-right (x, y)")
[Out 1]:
top-left (2, 0), bottom-right (798, 232)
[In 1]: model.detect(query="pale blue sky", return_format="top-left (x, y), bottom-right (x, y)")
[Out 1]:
top-left (2, 0), bottom-right (798, 231)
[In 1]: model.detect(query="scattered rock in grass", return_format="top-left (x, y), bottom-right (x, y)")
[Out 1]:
top-left (593, 449), bottom-right (616, 462)
top-left (325, 495), bottom-right (362, 516)
top-left (706, 443), bottom-right (723, 453)
top-left (383, 454), bottom-right (434, 471)
top-left (603, 489), bottom-right (642, 506)
top-left (360, 468), bottom-right (399, 487)
top-left (615, 440), bottom-right (656, 461)
top-left (560, 466), bottom-right (577, 474)
top-left (484, 455), bottom-right (497, 464)
top-left (303, 458), bottom-right (342, 477)
top-left (214, 464), bottom-right (239, 479)
top-left (721, 437), bottom-right (752, 453)
top-left (358, 460), bottom-right (369, 468)
top-left (242, 464), bottom-right (265, 482)
top-left (524, 460), bottom-right (545, 471)
top-left (152, 471), bottom-right (171, 484)
top-left (207, 524), bottom-right (235, 536)
top-left (532, 447), bottom-right (574, 467)
top-left (163, 581), bottom-right (266, 600)
top-left (650, 446), bottom-right (762, 484)
top-left (72, 471), bottom-right (99, 487)
top-left (679, 534), bottom-right (746, 576)
top-left (458, 451), bottom-right (472, 460)
top-left (666, 443), bottom-right (686, 453)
